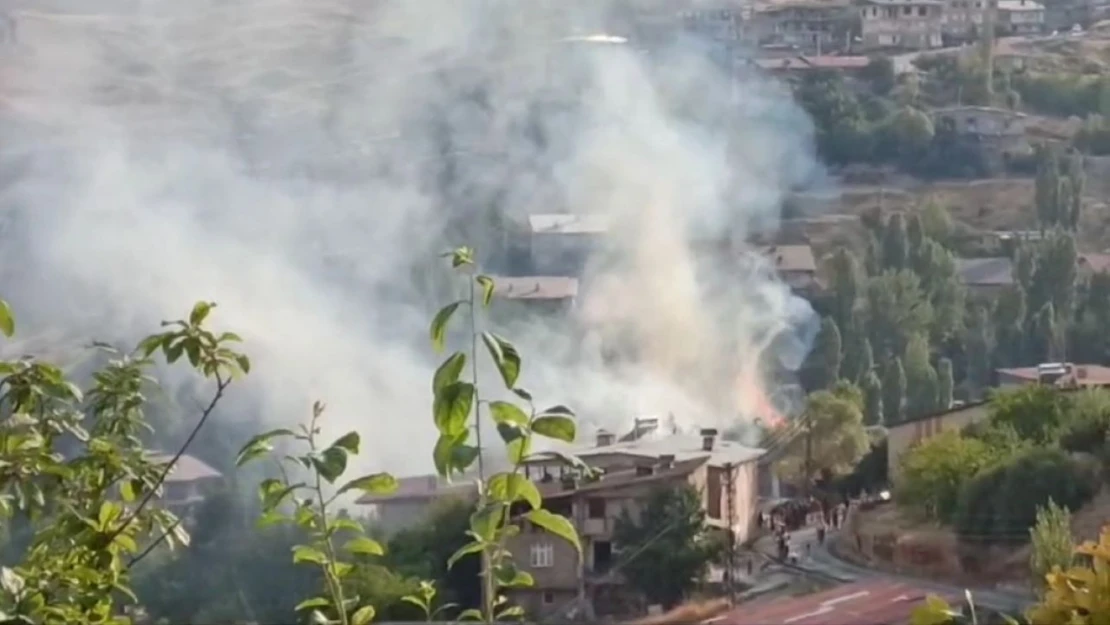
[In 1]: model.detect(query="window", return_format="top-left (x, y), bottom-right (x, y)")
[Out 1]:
top-left (918, 6), bottom-right (927, 15)
top-left (530, 543), bottom-right (555, 568)
top-left (542, 591), bottom-right (555, 605)
top-left (587, 497), bottom-right (606, 519)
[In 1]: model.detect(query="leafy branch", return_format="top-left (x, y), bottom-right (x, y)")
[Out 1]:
top-left (237, 402), bottom-right (400, 625)
top-left (429, 247), bottom-right (583, 622)
top-left (0, 299), bottom-right (247, 625)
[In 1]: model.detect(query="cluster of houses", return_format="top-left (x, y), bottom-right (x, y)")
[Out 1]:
top-left (676, 0), bottom-right (1057, 58)
top-left (358, 421), bottom-right (781, 619)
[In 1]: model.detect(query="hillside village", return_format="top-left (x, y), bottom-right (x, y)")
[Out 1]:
top-left (6, 1), bottom-right (1110, 625)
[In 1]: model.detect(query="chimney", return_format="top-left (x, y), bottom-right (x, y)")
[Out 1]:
top-left (596, 429), bottom-right (615, 447)
top-left (426, 475), bottom-right (438, 492)
top-left (700, 428), bottom-right (719, 452)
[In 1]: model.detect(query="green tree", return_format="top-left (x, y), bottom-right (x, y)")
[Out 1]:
top-left (803, 317), bottom-right (842, 391)
top-left (612, 485), bottom-right (719, 609)
top-left (387, 498), bottom-right (480, 612)
top-left (989, 385), bottom-right (1071, 444)
top-left (1030, 302), bottom-right (1061, 363)
top-left (964, 305), bottom-right (993, 394)
top-left (896, 431), bottom-right (996, 523)
top-left (1035, 144), bottom-right (1062, 230)
top-left (882, 213), bottom-right (910, 270)
top-left (883, 357), bottom-right (907, 425)
top-left (1030, 499), bottom-right (1074, 595)
top-left (780, 389), bottom-right (869, 487)
top-left (843, 333), bottom-right (875, 384)
top-left (903, 333), bottom-right (938, 418)
top-left (0, 300), bottom-right (251, 625)
top-left (1029, 231), bottom-right (1078, 330)
top-left (993, 285), bottom-right (1027, 367)
top-left (861, 371), bottom-right (885, 426)
top-left (918, 198), bottom-right (952, 244)
top-left (1062, 150), bottom-right (1085, 230)
top-left (827, 248), bottom-right (863, 334)
top-left (936, 358), bottom-right (954, 411)
top-left (863, 269), bottom-right (934, 361)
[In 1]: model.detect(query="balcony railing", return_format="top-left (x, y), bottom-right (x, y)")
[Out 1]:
top-left (581, 516), bottom-right (611, 536)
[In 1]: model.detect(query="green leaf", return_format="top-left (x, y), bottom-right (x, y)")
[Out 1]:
top-left (532, 415), bottom-right (576, 443)
top-left (236, 354), bottom-right (251, 374)
top-left (457, 608), bottom-right (484, 621)
top-left (539, 405), bottom-right (575, 417)
top-left (495, 563), bottom-right (535, 589)
top-left (487, 472), bottom-right (541, 510)
top-left (119, 479), bottom-right (140, 503)
top-left (488, 401), bottom-right (529, 427)
top-left (448, 246), bottom-right (475, 268)
top-left (452, 444), bottom-right (480, 473)
top-left (513, 387), bottom-right (533, 402)
top-left (337, 473), bottom-right (398, 497)
top-left (430, 301), bottom-right (463, 353)
top-left (496, 605), bottom-right (526, 620)
top-left (329, 431), bottom-right (360, 455)
top-left (0, 300), bottom-right (14, 337)
top-left (294, 597), bottom-right (331, 612)
top-left (433, 381), bottom-right (475, 436)
top-left (526, 509), bottom-right (581, 556)
top-left (470, 503), bottom-right (503, 542)
top-left (476, 275), bottom-right (496, 307)
top-left (189, 301), bottom-right (215, 325)
top-left (351, 605), bottom-right (375, 625)
top-left (113, 534), bottom-right (138, 553)
top-left (137, 334), bottom-right (163, 358)
top-left (497, 423), bottom-right (531, 464)
top-left (433, 431), bottom-right (467, 477)
top-left (481, 332), bottom-right (522, 389)
top-left (291, 545), bottom-right (328, 566)
top-left (447, 541), bottom-right (485, 570)
top-left (433, 352), bottom-right (467, 395)
top-left (308, 610), bottom-right (329, 625)
top-left (257, 510), bottom-right (287, 528)
top-left (311, 446), bottom-right (349, 484)
top-left (400, 595), bottom-right (429, 613)
top-left (344, 536), bottom-right (385, 557)
top-left (235, 429), bottom-right (295, 467)
top-left (98, 501), bottom-right (122, 531)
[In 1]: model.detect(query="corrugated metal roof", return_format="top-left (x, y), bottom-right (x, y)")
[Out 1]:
top-left (148, 453), bottom-right (222, 483)
top-left (528, 213), bottom-right (611, 235)
top-left (758, 244), bottom-right (817, 273)
top-left (713, 580), bottom-right (951, 625)
top-left (575, 433), bottom-right (766, 468)
top-left (489, 276), bottom-right (578, 300)
top-left (956, 257), bottom-right (1014, 286)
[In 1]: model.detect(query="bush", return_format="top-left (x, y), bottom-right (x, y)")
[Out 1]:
top-left (954, 447), bottom-right (1098, 545)
top-left (896, 431), bottom-right (998, 524)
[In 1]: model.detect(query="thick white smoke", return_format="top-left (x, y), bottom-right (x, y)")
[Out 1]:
top-left (0, 0), bottom-right (822, 476)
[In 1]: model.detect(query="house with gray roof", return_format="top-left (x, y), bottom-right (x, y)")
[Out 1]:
top-left (955, 257), bottom-right (1014, 295)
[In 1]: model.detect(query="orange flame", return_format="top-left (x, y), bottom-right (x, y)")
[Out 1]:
top-left (735, 366), bottom-right (786, 430)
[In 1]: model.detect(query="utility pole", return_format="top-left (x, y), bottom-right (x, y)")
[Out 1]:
top-left (724, 462), bottom-right (736, 604)
top-left (802, 411), bottom-right (813, 501)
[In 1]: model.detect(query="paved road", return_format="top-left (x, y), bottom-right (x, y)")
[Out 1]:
top-left (761, 526), bottom-right (1036, 616)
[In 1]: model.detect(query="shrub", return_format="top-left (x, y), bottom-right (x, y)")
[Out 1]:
top-left (955, 447), bottom-right (1097, 545)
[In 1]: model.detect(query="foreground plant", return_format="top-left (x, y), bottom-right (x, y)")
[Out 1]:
top-left (0, 300), bottom-right (248, 625)
top-left (236, 402), bottom-right (401, 625)
top-left (429, 247), bottom-right (584, 621)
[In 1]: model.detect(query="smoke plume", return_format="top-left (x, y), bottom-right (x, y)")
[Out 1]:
top-left (0, 0), bottom-right (823, 476)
